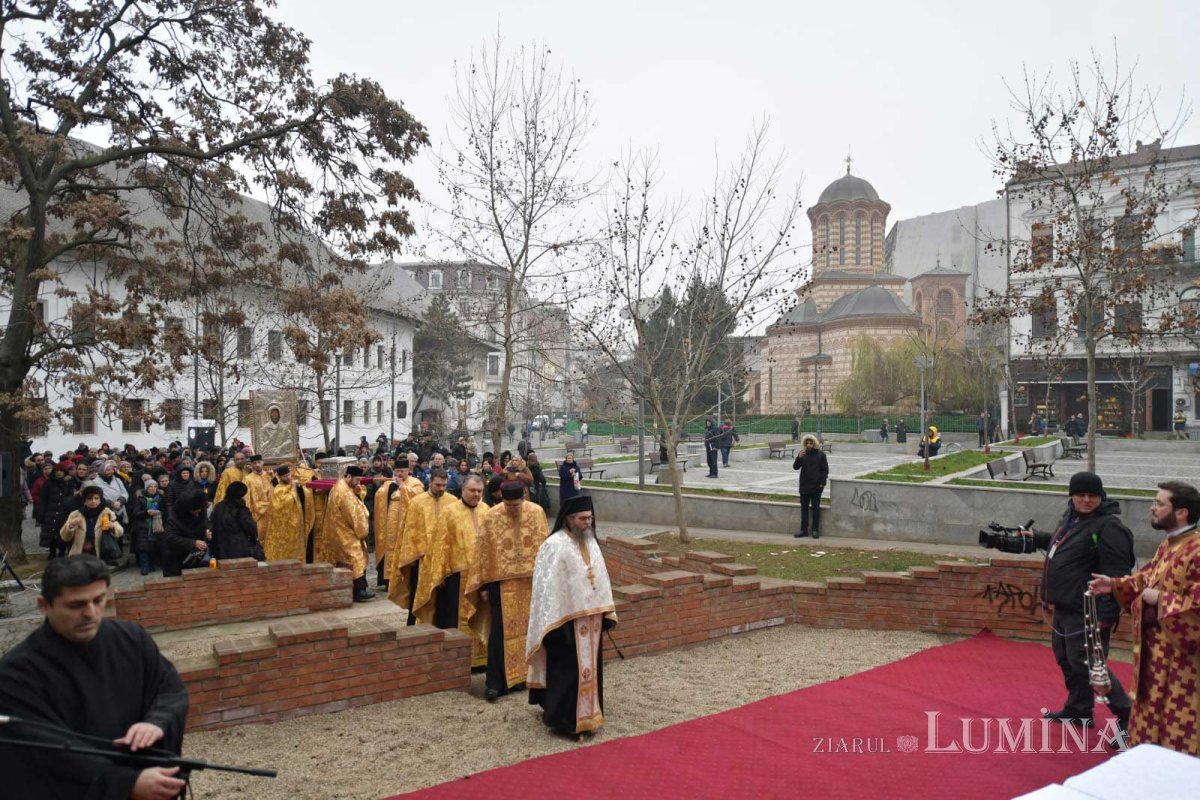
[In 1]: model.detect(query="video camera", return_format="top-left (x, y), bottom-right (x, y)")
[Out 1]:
top-left (978, 519), bottom-right (1037, 554)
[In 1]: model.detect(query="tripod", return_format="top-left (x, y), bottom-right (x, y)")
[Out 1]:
top-left (0, 550), bottom-right (25, 589)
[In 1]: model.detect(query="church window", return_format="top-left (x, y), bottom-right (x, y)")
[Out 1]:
top-left (913, 292), bottom-right (923, 317)
top-left (936, 289), bottom-right (955, 318)
top-left (855, 213), bottom-right (864, 266)
top-left (823, 217), bottom-right (831, 268)
top-left (838, 216), bottom-right (846, 266)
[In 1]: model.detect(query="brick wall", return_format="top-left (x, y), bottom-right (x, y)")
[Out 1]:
top-left (113, 558), bottom-right (352, 632)
top-left (600, 536), bottom-right (1133, 657)
top-left (178, 618), bottom-right (472, 731)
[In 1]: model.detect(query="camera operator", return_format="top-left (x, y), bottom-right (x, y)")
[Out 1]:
top-left (1020, 471), bottom-right (1134, 737)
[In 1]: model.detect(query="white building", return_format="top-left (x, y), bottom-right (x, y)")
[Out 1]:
top-left (886, 198), bottom-right (1007, 307)
top-left (1003, 142), bottom-right (1200, 434)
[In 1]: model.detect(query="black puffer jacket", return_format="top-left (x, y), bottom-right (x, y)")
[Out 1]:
top-left (792, 446), bottom-right (829, 494)
top-left (1033, 498), bottom-right (1135, 621)
top-left (162, 484), bottom-right (208, 577)
top-left (209, 497), bottom-right (259, 560)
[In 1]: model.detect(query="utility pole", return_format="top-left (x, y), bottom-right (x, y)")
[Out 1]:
top-left (915, 355), bottom-right (933, 472)
top-left (335, 355), bottom-right (342, 453)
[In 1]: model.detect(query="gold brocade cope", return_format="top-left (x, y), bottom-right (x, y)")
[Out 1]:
top-left (377, 477), bottom-right (424, 565)
top-left (1111, 529), bottom-right (1200, 755)
top-left (413, 500), bottom-right (481, 641)
top-left (323, 479), bottom-right (369, 578)
top-left (213, 466), bottom-right (246, 505)
top-left (386, 491), bottom-right (448, 609)
top-left (245, 472), bottom-right (274, 530)
top-left (465, 501), bottom-right (548, 688)
top-left (262, 482), bottom-right (315, 562)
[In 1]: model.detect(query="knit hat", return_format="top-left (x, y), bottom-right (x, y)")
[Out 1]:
top-left (1068, 471), bottom-right (1105, 498)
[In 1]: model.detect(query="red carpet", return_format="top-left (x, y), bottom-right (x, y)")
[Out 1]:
top-left (389, 631), bottom-right (1132, 800)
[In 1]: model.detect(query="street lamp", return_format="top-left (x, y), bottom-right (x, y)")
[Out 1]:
top-left (621, 298), bottom-right (662, 490)
top-left (914, 355), bottom-right (933, 472)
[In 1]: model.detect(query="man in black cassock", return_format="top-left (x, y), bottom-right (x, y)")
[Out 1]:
top-left (526, 495), bottom-right (617, 736)
top-left (0, 555), bottom-right (190, 799)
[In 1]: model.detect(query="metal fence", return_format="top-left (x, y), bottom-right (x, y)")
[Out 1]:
top-left (575, 413), bottom-right (982, 437)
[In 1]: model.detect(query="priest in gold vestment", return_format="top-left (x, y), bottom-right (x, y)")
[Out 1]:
top-left (1091, 480), bottom-right (1200, 755)
top-left (375, 462), bottom-right (425, 591)
top-left (466, 480), bottom-right (548, 700)
top-left (387, 469), bottom-right (452, 620)
top-left (244, 455), bottom-right (274, 533)
top-left (325, 465), bottom-right (374, 602)
top-left (212, 449), bottom-right (247, 505)
top-left (262, 464), bottom-right (315, 562)
top-left (527, 494), bottom-right (616, 734)
top-left (413, 474), bottom-right (486, 665)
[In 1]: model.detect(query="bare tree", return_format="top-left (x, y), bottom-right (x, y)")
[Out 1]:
top-left (581, 130), bottom-right (803, 542)
top-left (974, 50), bottom-right (1197, 468)
top-left (431, 38), bottom-right (595, 447)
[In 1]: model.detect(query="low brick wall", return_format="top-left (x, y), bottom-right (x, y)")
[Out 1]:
top-left (114, 558), bottom-right (352, 632)
top-left (599, 536), bottom-right (1133, 654)
top-left (179, 619), bottom-right (472, 731)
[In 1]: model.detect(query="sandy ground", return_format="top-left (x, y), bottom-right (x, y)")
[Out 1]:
top-left (185, 625), bottom-right (950, 800)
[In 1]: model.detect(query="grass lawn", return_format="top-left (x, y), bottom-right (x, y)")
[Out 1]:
top-left (946, 478), bottom-right (1157, 497)
top-left (857, 449), bottom-right (1009, 483)
top-left (646, 533), bottom-right (976, 582)
top-left (4, 552), bottom-right (47, 579)
top-left (994, 436), bottom-right (1059, 448)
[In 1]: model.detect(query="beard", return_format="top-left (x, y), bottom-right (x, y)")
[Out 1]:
top-left (568, 524), bottom-right (594, 540)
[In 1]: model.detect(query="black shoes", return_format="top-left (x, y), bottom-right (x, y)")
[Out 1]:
top-left (795, 531), bottom-right (809, 538)
top-left (353, 587), bottom-right (376, 603)
top-left (485, 688), bottom-right (501, 702)
top-left (812, 531), bottom-right (820, 540)
top-left (1042, 709), bottom-right (1093, 727)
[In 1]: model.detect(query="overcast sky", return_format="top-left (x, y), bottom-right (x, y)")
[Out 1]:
top-left (275, 0), bottom-right (1197, 259)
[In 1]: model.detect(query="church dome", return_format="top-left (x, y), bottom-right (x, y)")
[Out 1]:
top-left (775, 298), bottom-right (819, 326)
top-left (821, 285), bottom-right (914, 321)
top-left (816, 173), bottom-right (880, 205)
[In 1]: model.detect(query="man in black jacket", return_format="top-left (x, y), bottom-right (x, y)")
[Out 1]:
top-left (793, 434), bottom-right (829, 539)
top-left (1021, 471), bottom-right (1134, 737)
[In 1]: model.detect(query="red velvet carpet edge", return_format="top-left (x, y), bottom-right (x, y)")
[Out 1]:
top-left (388, 631), bottom-right (1132, 800)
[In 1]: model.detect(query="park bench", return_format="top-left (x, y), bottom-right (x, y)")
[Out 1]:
top-left (817, 434), bottom-right (833, 454)
top-left (1060, 436), bottom-right (1086, 460)
top-left (556, 457), bottom-right (606, 480)
top-left (986, 458), bottom-right (1027, 482)
top-left (649, 451), bottom-right (688, 472)
top-left (564, 441), bottom-right (593, 459)
top-left (768, 440), bottom-right (796, 459)
top-left (615, 437), bottom-right (638, 453)
top-left (1023, 448), bottom-right (1055, 480)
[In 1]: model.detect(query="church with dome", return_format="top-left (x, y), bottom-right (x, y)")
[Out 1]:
top-left (754, 164), bottom-right (968, 415)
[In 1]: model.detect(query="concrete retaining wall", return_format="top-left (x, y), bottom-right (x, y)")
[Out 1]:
top-left (553, 485), bottom-right (798, 536)
top-left (828, 477), bottom-right (1158, 559)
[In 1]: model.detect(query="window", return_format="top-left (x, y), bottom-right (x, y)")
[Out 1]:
top-left (854, 212), bottom-right (864, 266)
top-left (378, 345), bottom-right (386, 368)
top-left (487, 354), bottom-right (500, 376)
top-left (70, 303), bottom-right (95, 345)
top-left (1114, 214), bottom-right (1143, 267)
top-left (936, 289), bottom-right (955, 318)
top-left (429, 270), bottom-right (443, 290)
top-left (237, 327), bottom-right (252, 359)
top-left (458, 268), bottom-right (469, 288)
top-left (913, 292), bottom-right (923, 318)
top-left (1184, 228), bottom-right (1196, 263)
top-left (202, 399), bottom-right (219, 420)
top-left (823, 217), bottom-right (831, 268)
top-left (1075, 297), bottom-right (1104, 337)
top-left (377, 400), bottom-right (383, 424)
top-left (396, 400), bottom-right (408, 419)
top-left (71, 398), bottom-right (96, 435)
top-left (21, 399), bottom-right (49, 437)
top-left (162, 399), bottom-right (183, 431)
top-left (1115, 302), bottom-right (1143, 334)
top-left (165, 319), bottom-right (185, 340)
top-left (401, 349), bottom-right (409, 372)
top-left (121, 399), bottom-right (145, 433)
top-left (837, 215), bottom-right (846, 266)
top-left (237, 399), bottom-right (251, 427)
top-left (343, 399), bottom-right (354, 424)
top-left (297, 400), bottom-right (310, 426)
top-left (267, 329), bottom-right (283, 362)
top-left (1031, 223), bottom-right (1054, 267)
top-left (202, 319), bottom-right (220, 358)
top-left (363, 346), bottom-right (371, 369)
top-left (32, 300), bottom-right (46, 338)
top-left (1031, 304), bottom-right (1058, 339)
top-left (1180, 288), bottom-right (1200, 325)
top-left (342, 349), bottom-right (353, 367)
top-left (364, 400), bottom-right (372, 424)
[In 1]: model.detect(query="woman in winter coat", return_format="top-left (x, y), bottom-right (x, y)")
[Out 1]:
top-left (162, 483), bottom-right (210, 578)
top-left (194, 461), bottom-right (218, 506)
top-left (128, 477), bottom-right (166, 575)
top-left (209, 481), bottom-right (261, 560)
top-left (526, 452), bottom-right (550, 510)
top-left (38, 461), bottom-right (75, 558)
top-left (29, 463), bottom-right (51, 523)
top-left (88, 460), bottom-right (129, 524)
top-left (60, 485), bottom-right (124, 562)
top-left (558, 451), bottom-right (582, 505)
